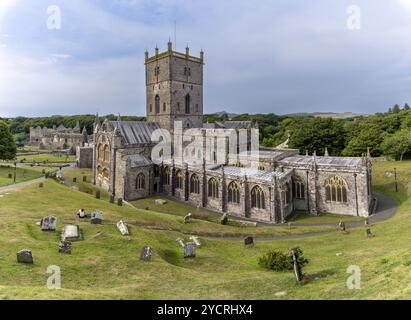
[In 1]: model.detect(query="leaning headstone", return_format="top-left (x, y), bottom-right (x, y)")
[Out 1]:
top-left (366, 228), bottom-right (373, 237)
top-left (116, 220), bottom-right (129, 236)
top-left (118, 198), bottom-right (123, 206)
top-left (176, 238), bottom-right (185, 248)
top-left (338, 221), bottom-right (347, 234)
top-left (40, 216), bottom-right (57, 231)
top-left (183, 213), bottom-right (192, 224)
top-left (83, 176), bottom-right (87, 182)
top-left (95, 190), bottom-right (101, 199)
top-left (140, 246), bottom-right (153, 261)
top-left (289, 249), bottom-right (302, 283)
top-left (17, 249), bottom-right (33, 264)
top-left (220, 213), bottom-right (229, 225)
top-left (155, 199), bottom-right (167, 205)
top-left (91, 210), bottom-right (103, 224)
top-left (8, 173), bottom-right (12, 179)
top-left (244, 236), bottom-right (254, 247)
top-left (72, 177), bottom-right (77, 183)
top-left (61, 225), bottom-right (82, 242)
top-left (184, 242), bottom-right (196, 259)
top-left (58, 240), bottom-right (72, 254)
top-left (39, 182), bottom-right (44, 188)
top-left (189, 236), bottom-right (201, 247)
top-left (109, 195), bottom-right (115, 204)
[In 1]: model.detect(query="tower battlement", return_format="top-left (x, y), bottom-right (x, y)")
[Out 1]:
top-left (145, 41), bottom-right (204, 65)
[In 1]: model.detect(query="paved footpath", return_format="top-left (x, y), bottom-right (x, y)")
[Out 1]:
top-left (0, 177), bottom-right (46, 193)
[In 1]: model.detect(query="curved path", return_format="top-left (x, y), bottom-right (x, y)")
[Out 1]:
top-left (207, 192), bottom-right (398, 241)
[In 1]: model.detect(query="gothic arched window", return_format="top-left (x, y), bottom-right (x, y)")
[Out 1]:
top-left (98, 144), bottom-right (104, 161)
top-left (208, 177), bottom-right (219, 198)
top-left (103, 145), bottom-right (110, 163)
top-left (284, 182), bottom-right (291, 204)
top-left (136, 173), bottom-right (145, 190)
top-left (293, 178), bottom-right (305, 200)
top-left (164, 166), bottom-right (170, 185)
top-left (190, 174), bottom-right (200, 194)
top-left (185, 94), bottom-right (191, 114)
top-left (176, 170), bottom-right (183, 189)
top-left (325, 176), bottom-right (348, 203)
top-left (251, 185), bottom-right (265, 209)
top-left (228, 181), bottom-right (240, 204)
top-left (155, 95), bottom-right (160, 114)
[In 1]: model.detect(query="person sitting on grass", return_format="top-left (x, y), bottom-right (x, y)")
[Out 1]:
top-left (77, 208), bottom-right (86, 219)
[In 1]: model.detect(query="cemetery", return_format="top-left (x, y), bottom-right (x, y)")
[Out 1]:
top-left (0, 159), bottom-right (407, 299)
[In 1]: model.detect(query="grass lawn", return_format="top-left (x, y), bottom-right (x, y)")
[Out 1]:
top-left (16, 153), bottom-right (76, 163)
top-left (0, 166), bottom-right (43, 187)
top-left (289, 211), bottom-right (365, 225)
top-left (0, 160), bottom-right (408, 299)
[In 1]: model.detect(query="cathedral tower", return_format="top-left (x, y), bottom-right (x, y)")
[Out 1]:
top-left (145, 41), bottom-right (204, 130)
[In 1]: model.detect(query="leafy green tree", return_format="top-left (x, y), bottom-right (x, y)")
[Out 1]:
top-left (0, 120), bottom-right (17, 160)
top-left (404, 103), bottom-right (410, 110)
top-left (342, 126), bottom-right (385, 156)
top-left (392, 104), bottom-right (401, 113)
top-left (381, 129), bottom-right (411, 161)
top-left (288, 117), bottom-right (347, 155)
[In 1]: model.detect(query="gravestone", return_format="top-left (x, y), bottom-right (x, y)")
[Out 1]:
top-left (184, 242), bottom-right (196, 259)
top-left (83, 176), bottom-right (87, 182)
top-left (364, 219), bottom-right (369, 225)
top-left (17, 249), bottom-right (33, 264)
top-left (338, 221), bottom-right (347, 233)
top-left (244, 236), bottom-right (254, 247)
top-left (176, 238), bottom-right (185, 248)
top-left (183, 213), bottom-right (192, 224)
top-left (110, 195), bottom-right (115, 204)
top-left (40, 216), bottom-right (57, 231)
top-left (58, 240), bottom-right (72, 254)
top-left (90, 210), bottom-right (103, 224)
top-left (72, 177), bottom-right (77, 183)
top-left (189, 236), bottom-right (201, 247)
top-left (116, 220), bottom-right (129, 236)
top-left (366, 228), bottom-right (373, 237)
top-left (140, 246), bottom-right (153, 261)
top-left (221, 213), bottom-right (229, 225)
top-left (95, 190), bottom-right (101, 199)
top-left (72, 186), bottom-right (79, 191)
top-left (42, 169), bottom-right (46, 174)
top-left (289, 249), bottom-right (302, 283)
top-left (118, 198), bottom-right (123, 206)
top-left (39, 182), bottom-right (44, 188)
top-left (8, 173), bottom-right (12, 179)
top-left (61, 225), bottom-right (82, 242)
top-left (155, 199), bottom-right (167, 205)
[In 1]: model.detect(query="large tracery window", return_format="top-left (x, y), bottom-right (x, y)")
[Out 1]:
top-left (293, 178), bottom-right (305, 200)
top-left (190, 174), bottom-right (200, 194)
top-left (176, 170), bottom-right (183, 189)
top-left (208, 178), bottom-right (219, 198)
top-left (228, 181), bottom-right (240, 204)
top-left (136, 173), bottom-right (145, 190)
top-left (325, 176), bottom-right (348, 203)
top-left (251, 185), bottom-right (265, 209)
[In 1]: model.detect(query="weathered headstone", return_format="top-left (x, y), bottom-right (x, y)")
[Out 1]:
top-left (155, 199), bottom-right (167, 205)
top-left (95, 190), bottom-right (101, 199)
top-left (289, 249), bottom-right (302, 283)
top-left (58, 240), bottom-right (72, 254)
top-left (40, 216), bottom-right (57, 231)
top-left (42, 169), bottom-right (46, 174)
top-left (176, 238), bottom-right (185, 248)
top-left (366, 228), bottom-right (373, 237)
top-left (221, 213), bottom-right (229, 225)
top-left (39, 182), bottom-right (44, 188)
top-left (183, 213), bottom-right (192, 224)
top-left (140, 246), bottom-right (153, 261)
top-left (189, 236), bottom-right (201, 247)
top-left (338, 221), bottom-right (347, 233)
top-left (110, 195), bottom-right (115, 204)
top-left (72, 177), bottom-right (77, 183)
top-left (83, 176), bottom-right (87, 182)
top-left (184, 242), bottom-right (196, 259)
top-left (118, 198), bottom-right (123, 206)
top-left (17, 249), bottom-right (33, 264)
top-left (90, 210), bottom-right (103, 224)
top-left (116, 220), bottom-right (129, 235)
top-left (8, 173), bottom-right (12, 179)
top-left (61, 225), bottom-right (82, 242)
top-left (244, 236), bottom-right (254, 247)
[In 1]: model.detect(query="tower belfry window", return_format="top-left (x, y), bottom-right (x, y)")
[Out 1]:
top-left (185, 94), bottom-right (191, 114)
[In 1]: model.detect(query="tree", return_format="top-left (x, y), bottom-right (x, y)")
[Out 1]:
top-left (392, 104), bottom-right (401, 113)
top-left (289, 117), bottom-right (347, 156)
top-left (381, 129), bottom-right (411, 161)
top-left (404, 103), bottom-right (410, 110)
top-left (342, 125), bottom-right (385, 157)
top-left (0, 120), bottom-right (17, 161)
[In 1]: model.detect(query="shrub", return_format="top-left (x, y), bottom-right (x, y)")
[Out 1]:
top-left (259, 247), bottom-right (309, 272)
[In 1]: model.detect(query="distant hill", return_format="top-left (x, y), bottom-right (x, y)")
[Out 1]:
top-left (284, 112), bottom-right (365, 119)
top-left (211, 111), bottom-right (239, 118)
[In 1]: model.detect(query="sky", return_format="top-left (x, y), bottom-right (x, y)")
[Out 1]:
top-left (1, 0), bottom-right (411, 117)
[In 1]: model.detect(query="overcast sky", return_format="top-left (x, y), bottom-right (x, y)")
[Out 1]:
top-left (1, 0), bottom-right (411, 117)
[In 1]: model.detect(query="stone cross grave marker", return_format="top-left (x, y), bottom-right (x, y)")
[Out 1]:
top-left (366, 228), bottom-right (373, 237)
top-left (40, 216), bottom-right (57, 231)
top-left (189, 236), bottom-right (201, 246)
top-left (184, 242), bottom-right (196, 259)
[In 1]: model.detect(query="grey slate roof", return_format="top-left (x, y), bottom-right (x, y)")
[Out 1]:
top-left (280, 155), bottom-right (363, 167)
top-left (109, 121), bottom-right (160, 145)
top-left (129, 154), bottom-right (152, 167)
top-left (211, 166), bottom-right (291, 182)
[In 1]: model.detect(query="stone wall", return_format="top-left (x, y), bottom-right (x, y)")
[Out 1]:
top-left (76, 146), bottom-right (93, 168)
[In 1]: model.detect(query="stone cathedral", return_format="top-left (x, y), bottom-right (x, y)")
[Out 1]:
top-left (83, 41), bottom-right (373, 224)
